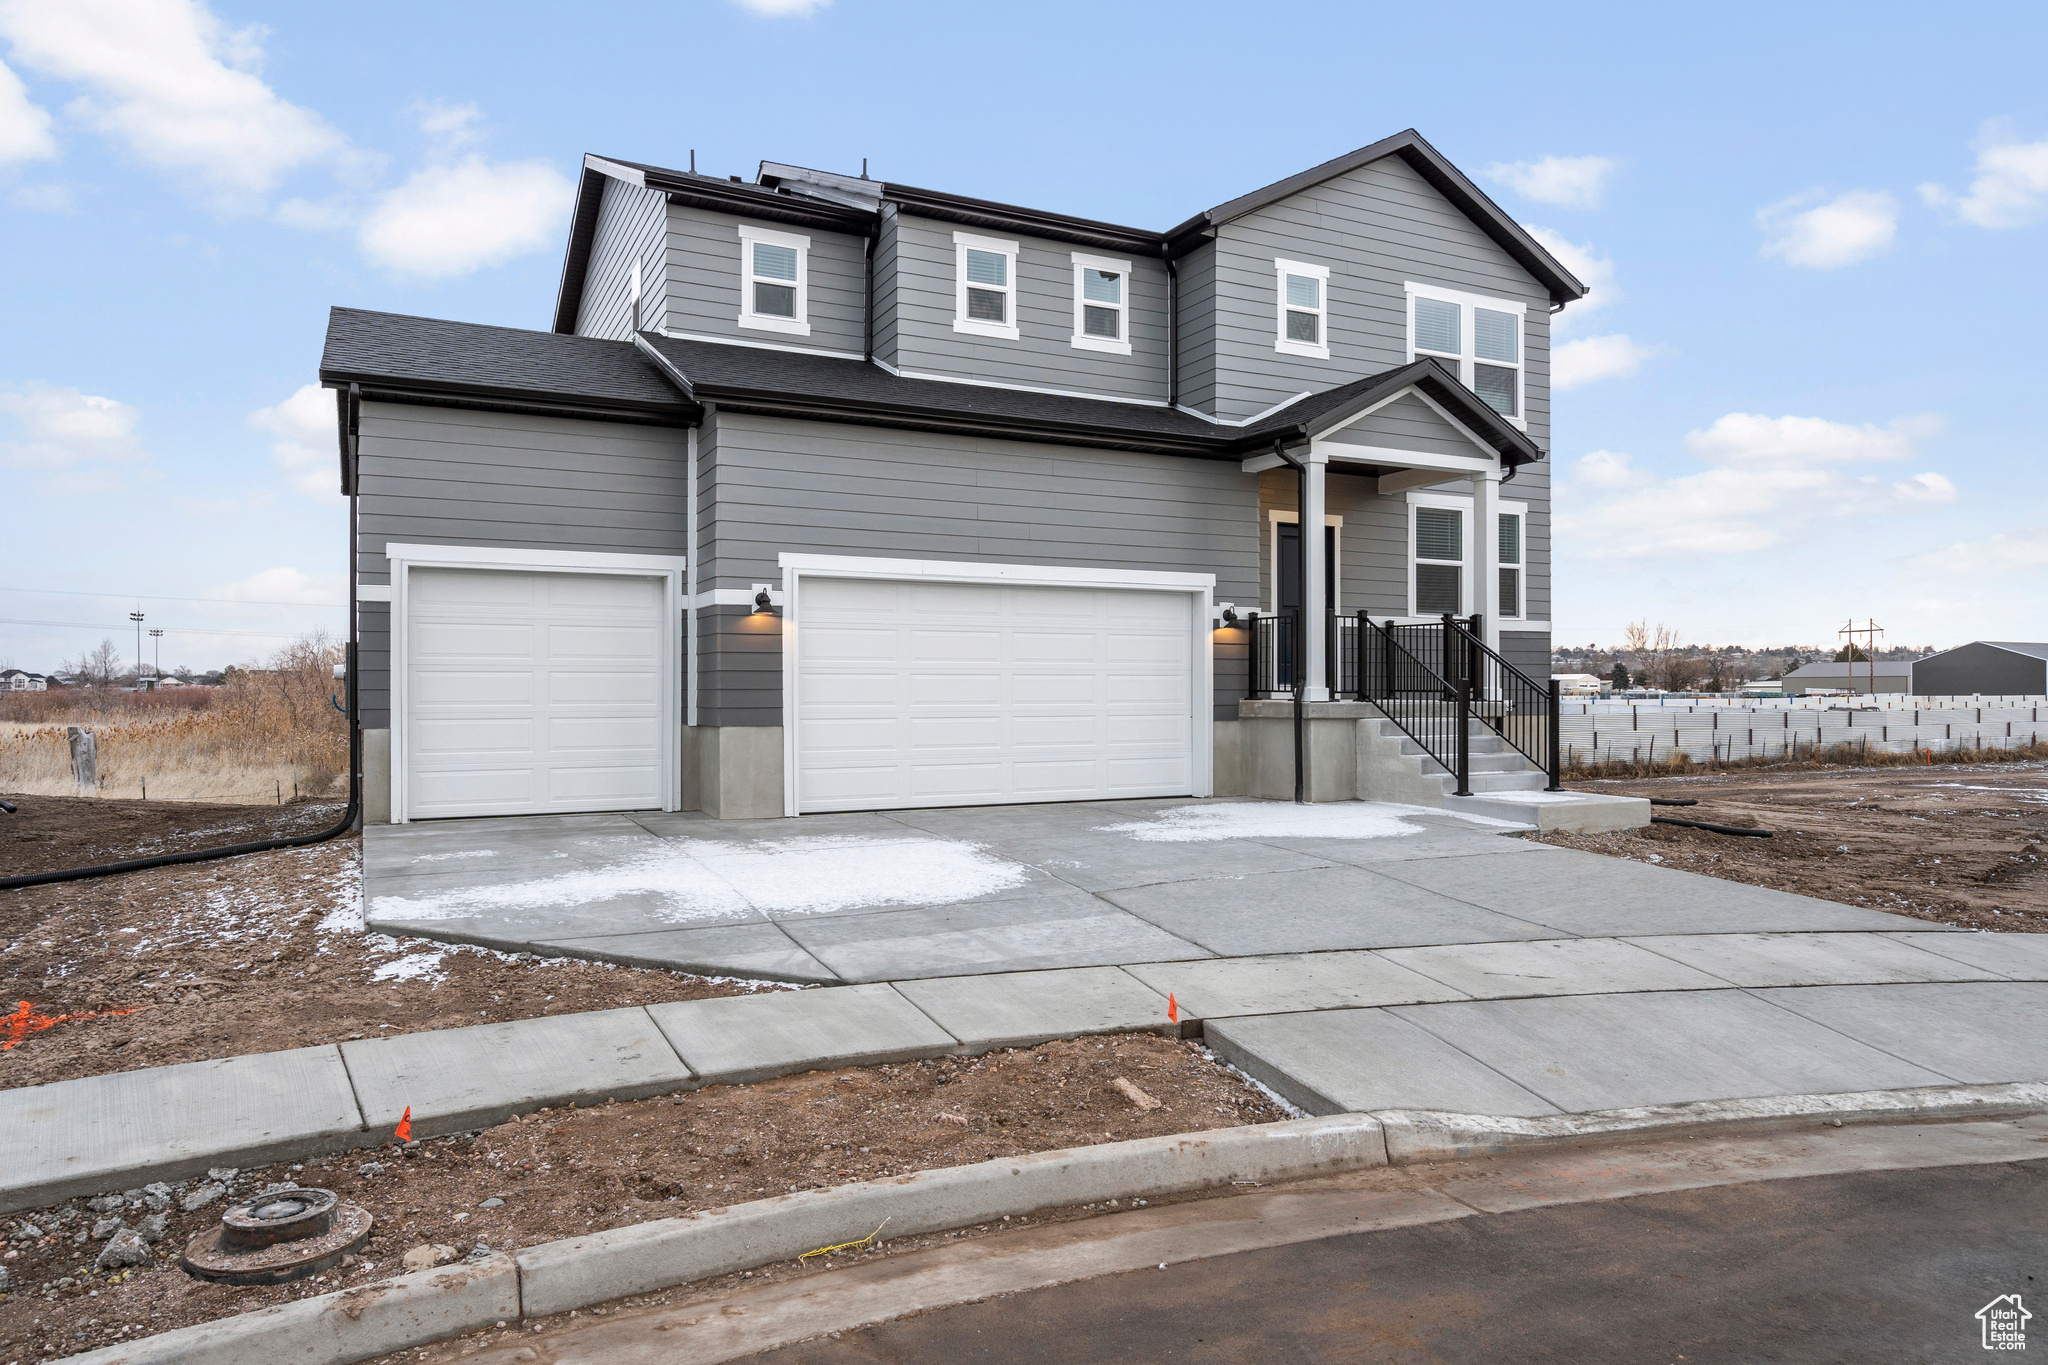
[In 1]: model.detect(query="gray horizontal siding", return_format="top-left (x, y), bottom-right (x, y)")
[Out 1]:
top-left (1207, 156), bottom-right (1551, 440)
top-left (1506, 457), bottom-right (1550, 627)
top-left (574, 175), bottom-right (668, 340)
top-left (700, 409), bottom-right (1258, 723)
top-left (663, 203), bottom-right (869, 355)
top-left (353, 401), bottom-right (690, 728)
top-left (1501, 630), bottom-right (1551, 681)
top-left (884, 213), bottom-right (1169, 402)
top-left (871, 203), bottom-right (900, 363)
top-left (1257, 467), bottom-right (1408, 620)
top-left (1325, 392), bottom-right (1487, 460)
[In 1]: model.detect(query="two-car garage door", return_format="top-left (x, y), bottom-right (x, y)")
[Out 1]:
top-left (404, 568), bottom-right (666, 819)
top-left (793, 577), bottom-right (1198, 813)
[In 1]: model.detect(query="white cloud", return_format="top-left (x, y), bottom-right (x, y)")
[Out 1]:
top-left (1557, 413), bottom-right (1955, 560)
top-left (731, 0), bottom-right (831, 14)
top-left (0, 0), bottom-right (354, 211)
top-left (1554, 334), bottom-right (1656, 389)
top-left (9, 181), bottom-right (71, 212)
top-left (1526, 227), bottom-right (1616, 328)
top-left (1482, 155), bottom-right (1615, 210)
top-left (0, 56), bottom-right (53, 161)
top-left (1918, 120), bottom-right (2048, 229)
top-left (410, 98), bottom-right (483, 152)
top-left (0, 382), bottom-right (145, 469)
top-left (213, 565), bottom-right (345, 607)
top-left (247, 382), bottom-right (339, 500)
top-left (1912, 526), bottom-right (2048, 576)
top-left (1757, 189), bottom-right (1898, 269)
top-left (358, 154), bottom-right (573, 277)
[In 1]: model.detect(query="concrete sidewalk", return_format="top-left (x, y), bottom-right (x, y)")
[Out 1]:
top-left (7, 925), bottom-right (2047, 1213)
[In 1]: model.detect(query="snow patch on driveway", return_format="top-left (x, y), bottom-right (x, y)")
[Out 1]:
top-left (368, 834), bottom-right (1032, 922)
top-left (1101, 801), bottom-right (1441, 842)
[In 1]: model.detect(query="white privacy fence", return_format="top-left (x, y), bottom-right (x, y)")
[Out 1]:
top-left (1559, 697), bottom-right (2048, 766)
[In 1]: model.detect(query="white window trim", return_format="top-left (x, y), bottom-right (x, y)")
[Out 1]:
top-left (382, 542), bottom-right (688, 825)
top-left (1497, 503), bottom-right (1527, 621)
top-left (953, 231), bottom-right (1020, 341)
top-left (738, 224), bottom-right (811, 336)
top-left (1400, 492), bottom-right (1528, 621)
top-left (1404, 280), bottom-right (1527, 430)
top-left (1275, 258), bottom-right (1331, 360)
top-left (775, 552), bottom-right (1214, 818)
top-left (1070, 251), bottom-right (1133, 355)
top-left (1264, 510), bottom-right (1343, 614)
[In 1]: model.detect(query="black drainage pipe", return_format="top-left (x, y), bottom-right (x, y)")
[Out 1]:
top-left (1651, 815), bottom-right (1771, 838)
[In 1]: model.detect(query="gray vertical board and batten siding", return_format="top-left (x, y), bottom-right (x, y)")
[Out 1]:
top-left (663, 202), bottom-right (869, 354)
top-left (870, 203), bottom-right (901, 363)
top-left (572, 176), bottom-right (670, 340)
top-left (697, 409), bottom-right (1256, 726)
top-left (1171, 239), bottom-right (1218, 414)
top-left (351, 401), bottom-right (690, 728)
top-left (884, 213), bottom-right (1170, 403)
top-left (1205, 155), bottom-right (1552, 446)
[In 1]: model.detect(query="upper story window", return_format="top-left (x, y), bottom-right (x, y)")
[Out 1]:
top-left (1071, 252), bottom-right (1132, 355)
top-left (1406, 282), bottom-right (1525, 425)
top-left (1274, 258), bottom-right (1330, 360)
top-left (954, 231), bottom-right (1020, 340)
top-left (738, 224), bottom-right (810, 336)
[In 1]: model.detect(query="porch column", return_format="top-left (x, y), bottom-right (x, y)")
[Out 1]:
top-left (1472, 465), bottom-right (1502, 658)
top-left (1301, 447), bottom-right (1329, 701)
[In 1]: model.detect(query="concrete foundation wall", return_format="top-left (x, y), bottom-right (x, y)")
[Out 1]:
top-left (1212, 720), bottom-right (1247, 797)
top-left (363, 728), bottom-right (391, 824)
top-left (695, 726), bottom-right (785, 820)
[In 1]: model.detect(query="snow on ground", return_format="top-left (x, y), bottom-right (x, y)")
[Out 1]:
top-left (1101, 801), bottom-right (1440, 842)
top-left (369, 834), bottom-right (1034, 922)
top-left (371, 949), bottom-right (450, 984)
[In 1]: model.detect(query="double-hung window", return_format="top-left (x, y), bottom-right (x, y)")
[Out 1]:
top-left (954, 231), bottom-right (1020, 340)
top-left (1412, 502), bottom-right (1464, 616)
top-left (1274, 258), bottom-right (1330, 359)
top-left (1405, 282), bottom-right (1527, 424)
top-left (737, 224), bottom-right (810, 336)
top-left (1498, 509), bottom-right (1524, 620)
top-left (1071, 252), bottom-right (1132, 354)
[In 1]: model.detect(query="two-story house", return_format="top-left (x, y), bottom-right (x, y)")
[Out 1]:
top-left (320, 128), bottom-right (1585, 823)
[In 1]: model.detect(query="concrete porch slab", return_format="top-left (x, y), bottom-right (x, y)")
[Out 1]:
top-left (1123, 951), bottom-right (1471, 1021)
top-left (1204, 1009), bottom-right (1561, 1118)
top-left (1749, 982), bottom-right (2048, 1084)
top-left (778, 892), bottom-right (1211, 983)
top-left (340, 1008), bottom-right (693, 1137)
top-left (648, 984), bottom-right (957, 1085)
top-left (1378, 937), bottom-right (1728, 999)
top-left (1387, 989), bottom-right (1951, 1112)
top-left (892, 966), bottom-right (1175, 1053)
top-left (1626, 932), bottom-right (2008, 988)
top-left (0, 1046), bottom-right (365, 1211)
top-left (1104, 866), bottom-right (1561, 956)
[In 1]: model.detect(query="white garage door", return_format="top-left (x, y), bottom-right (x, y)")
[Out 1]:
top-left (404, 568), bottom-right (667, 819)
top-left (795, 577), bottom-right (1197, 813)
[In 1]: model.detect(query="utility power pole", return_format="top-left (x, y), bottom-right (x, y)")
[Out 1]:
top-left (129, 610), bottom-right (144, 689)
top-left (1838, 618), bottom-right (1884, 696)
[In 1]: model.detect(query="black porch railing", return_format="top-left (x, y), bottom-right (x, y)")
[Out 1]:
top-left (1251, 610), bottom-right (1563, 796)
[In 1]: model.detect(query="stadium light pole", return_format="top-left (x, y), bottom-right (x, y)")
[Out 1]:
top-left (148, 627), bottom-right (163, 684)
top-left (130, 611), bottom-right (144, 688)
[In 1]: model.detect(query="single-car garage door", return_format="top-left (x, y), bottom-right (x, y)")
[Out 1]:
top-left (795, 577), bottom-right (1197, 813)
top-left (404, 568), bottom-right (667, 819)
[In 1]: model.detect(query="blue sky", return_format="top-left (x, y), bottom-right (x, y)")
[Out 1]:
top-left (2, 0), bottom-right (2044, 674)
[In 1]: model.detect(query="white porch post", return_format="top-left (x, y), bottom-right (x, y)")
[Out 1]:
top-left (1472, 465), bottom-right (1502, 659)
top-left (1301, 448), bottom-right (1329, 701)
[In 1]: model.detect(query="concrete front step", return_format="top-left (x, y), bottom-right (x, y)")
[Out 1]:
top-left (1441, 790), bottom-right (1653, 832)
top-left (1418, 752), bottom-right (1529, 776)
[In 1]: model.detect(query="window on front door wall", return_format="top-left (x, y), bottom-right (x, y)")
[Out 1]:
top-left (1071, 252), bottom-right (1132, 354)
top-left (1498, 510), bottom-right (1523, 619)
top-left (1413, 505), bottom-right (1463, 616)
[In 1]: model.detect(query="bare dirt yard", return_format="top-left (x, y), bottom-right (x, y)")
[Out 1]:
top-left (0, 794), bottom-right (770, 1090)
top-left (0, 1033), bottom-right (1284, 1363)
top-left (1541, 761), bottom-right (2048, 931)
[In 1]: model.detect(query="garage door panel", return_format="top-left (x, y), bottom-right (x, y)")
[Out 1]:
top-left (796, 576), bottom-right (1198, 813)
top-left (405, 567), bottom-right (667, 820)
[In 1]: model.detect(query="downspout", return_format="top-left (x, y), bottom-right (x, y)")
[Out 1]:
top-left (0, 388), bottom-right (364, 891)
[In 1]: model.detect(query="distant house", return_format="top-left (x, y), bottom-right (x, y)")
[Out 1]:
top-left (1552, 672), bottom-right (1607, 697)
top-left (1778, 659), bottom-right (1916, 696)
top-left (1, 669), bottom-right (49, 691)
top-left (1912, 642), bottom-right (2048, 697)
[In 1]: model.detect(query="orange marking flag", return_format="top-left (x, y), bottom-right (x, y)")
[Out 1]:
top-left (2, 1000), bottom-right (144, 1051)
top-left (395, 1106), bottom-right (413, 1142)
top-left (1168, 993), bottom-right (1178, 1024)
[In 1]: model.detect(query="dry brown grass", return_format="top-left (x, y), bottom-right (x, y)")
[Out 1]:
top-left (0, 633), bottom-right (348, 804)
top-left (1564, 736), bottom-right (2048, 782)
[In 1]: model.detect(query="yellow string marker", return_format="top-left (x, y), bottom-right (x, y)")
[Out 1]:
top-left (798, 1217), bottom-right (890, 1265)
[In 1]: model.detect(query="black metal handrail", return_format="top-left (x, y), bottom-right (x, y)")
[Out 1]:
top-left (1245, 610), bottom-right (1299, 699)
top-left (1349, 615), bottom-right (1473, 796)
top-left (1441, 614), bottom-right (1564, 791)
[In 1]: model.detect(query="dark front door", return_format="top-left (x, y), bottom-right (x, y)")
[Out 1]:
top-left (1277, 522), bottom-right (1336, 613)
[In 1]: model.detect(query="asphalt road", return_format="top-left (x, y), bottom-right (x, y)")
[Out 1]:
top-left (741, 1161), bottom-right (2045, 1364)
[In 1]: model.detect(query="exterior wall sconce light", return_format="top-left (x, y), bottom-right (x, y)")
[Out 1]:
top-left (751, 584), bottom-right (781, 617)
top-left (1216, 603), bottom-right (1240, 629)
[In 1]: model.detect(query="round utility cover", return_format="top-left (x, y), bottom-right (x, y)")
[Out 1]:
top-left (181, 1187), bottom-right (373, 1285)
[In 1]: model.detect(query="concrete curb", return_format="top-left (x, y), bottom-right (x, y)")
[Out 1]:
top-left (1376, 1081), bottom-right (2048, 1164)
top-left (44, 1083), bottom-right (2048, 1365)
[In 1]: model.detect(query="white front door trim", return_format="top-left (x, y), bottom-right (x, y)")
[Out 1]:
top-left (775, 552), bottom-right (1217, 818)
top-left (385, 542), bottom-right (687, 823)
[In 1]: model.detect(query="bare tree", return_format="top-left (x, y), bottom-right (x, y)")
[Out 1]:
top-left (67, 638), bottom-right (122, 688)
